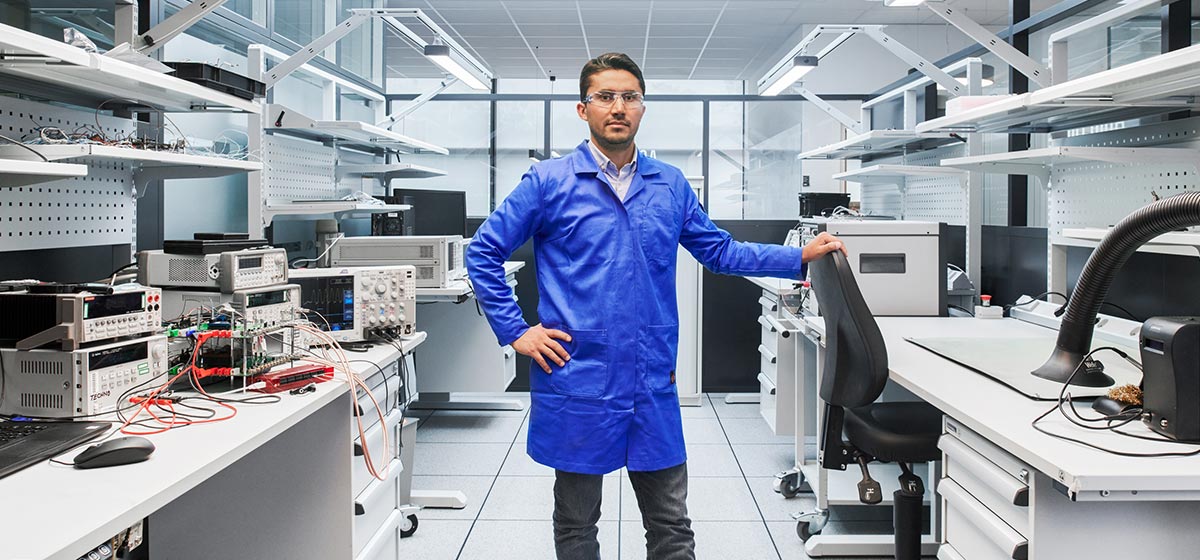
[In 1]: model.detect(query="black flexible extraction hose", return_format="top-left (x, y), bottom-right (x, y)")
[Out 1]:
top-left (1033, 191), bottom-right (1200, 386)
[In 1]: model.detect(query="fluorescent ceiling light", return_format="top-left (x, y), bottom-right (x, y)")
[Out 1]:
top-left (760, 56), bottom-right (818, 96)
top-left (423, 44), bottom-right (489, 91)
top-left (883, 0), bottom-right (927, 6)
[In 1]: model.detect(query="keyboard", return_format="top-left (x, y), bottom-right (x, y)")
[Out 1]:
top-left (0, 421), bottom-right (110, 480)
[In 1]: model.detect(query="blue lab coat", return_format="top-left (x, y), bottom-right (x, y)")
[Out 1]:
top-left (467, 141), bottom-right (806, 475)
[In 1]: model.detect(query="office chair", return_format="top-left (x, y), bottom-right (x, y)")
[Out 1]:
top-left (808, 251), bottom-right (943, 560)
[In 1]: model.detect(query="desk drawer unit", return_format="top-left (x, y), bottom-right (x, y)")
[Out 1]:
top-left (941, 478), bottom-right (1028, 560)
top-left (759, 342), bottom-right (778, 383)
top-left (760, 314), bottom-right (780, 356)
top-left (354, 458), bottom-right (403, 556)
top-left (353, 408), bottom-right (404, 497)
top-left (940, 417), bottom-right (1031, 560)
top-left (354, 509), bottom-right (404, 560)
top-left (759, 317), bottom-right (800, 436)
top-left (354, 375), bottom-right (398, 437)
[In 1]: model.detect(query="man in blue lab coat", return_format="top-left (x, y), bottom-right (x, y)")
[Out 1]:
top-left (466, 52), bottom-right (846, 560)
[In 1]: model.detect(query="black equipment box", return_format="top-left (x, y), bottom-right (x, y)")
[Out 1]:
top-left (163, 233), bottom-right (269, 255)
top-left (371, 201), bottom-right (415, 236)
top-left (1141, 316), bottom-right (1200, 442)
top-left (799, 192), bottom-right (851, 218)
top-left (164, 62), bottom-right (266, 100)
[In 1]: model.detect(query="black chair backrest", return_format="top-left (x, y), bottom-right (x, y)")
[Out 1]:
top-left (810, 251), bottom-right (889, 409)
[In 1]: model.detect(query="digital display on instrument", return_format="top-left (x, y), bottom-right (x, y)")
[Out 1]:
top-left (239, 256), bottom-right (263, 269)
top-left (82, 292), bottom-right (144, 319)
top-left (89, 341), bottom-right (148, 370)
top-left (294, 276), bottom-right (355, 332)
top-left (246, 289), bottom-right (289, 308)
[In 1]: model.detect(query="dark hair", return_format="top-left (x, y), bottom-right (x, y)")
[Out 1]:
top-left (579, 52), bottom-right (645, 101)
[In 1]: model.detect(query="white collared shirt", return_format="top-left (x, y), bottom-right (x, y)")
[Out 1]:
top-left (587, 140), bottom-right (637, 201)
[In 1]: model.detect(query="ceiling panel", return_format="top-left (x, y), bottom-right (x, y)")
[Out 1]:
top-left (384, 0), bottom-right (1085, 82)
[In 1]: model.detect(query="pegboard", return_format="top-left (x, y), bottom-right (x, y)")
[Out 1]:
top-left (1047, 116), bottom-right (1200, 243)
top-left (262, 134), bottom-right (338, 203)
top-left (862, 143), bottom-right (970, 225)
top-left (0, 97), bottom-right (135, 252)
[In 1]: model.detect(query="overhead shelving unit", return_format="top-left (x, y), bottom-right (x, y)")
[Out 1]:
top-left (265, 104), bottom-right (448, 155)
top-left (0, 22), bottom-right (260, 114)
top-left (0, 159), bottom-right (88, 188)
top-left (797, 130), bottom-right (959, 160)
top-left (916, 42), bottom-right (1200, 134)
top-left (1060, 227), bottom-right (1200, 258)
top-left (833, 164), bottom-right (966, 186)
top-left (940, 147), bottom-right (1200, 182)
top-left (0, 144), bottom-right (262, 182)
top-left (264, 201), bottom-right (413, 223)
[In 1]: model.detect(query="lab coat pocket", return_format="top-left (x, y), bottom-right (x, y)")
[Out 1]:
top-left (550, 329), bottom-right (610, 398)
top-left (641, 202), bottom-right (681, 263)
top-left (645, 324), bottom-right (680, 393)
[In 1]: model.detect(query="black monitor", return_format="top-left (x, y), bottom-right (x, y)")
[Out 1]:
top-left (389, 188), bottom-right (467, 237)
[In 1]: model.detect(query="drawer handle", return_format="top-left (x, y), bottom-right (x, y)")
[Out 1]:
top-left (941, 479), bottom-right (1028, 560)
top-left (764, 314), bottom-right (788, 336)
top-left (758, 315), bottom-right (777, 333)
top-left (757, 296), bottom-right (778, 312)
top-left (940, 435), bottom-right (1029, 507)
top-left (758, 344), bottom-right (777, 364)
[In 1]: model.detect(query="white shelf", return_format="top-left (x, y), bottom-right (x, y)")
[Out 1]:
top-left (797, 130), bottom-right (958, 161)
top-left (1060, 227), bottom-right (1200, 257)
top-left (832, 164), bottom-right (966, 185)
top-left (0, 23), bottom-right (259, 113)
top-left (917, 43), bottom-right (1200, 134)
top-left (266, 104), bottom-right (448, 155)
top-left (0, 159), bottom-right (88, 187)
top-left (0, 143), bottom-right (260, 178)
top-left (0, 144), bottom-right (261, 181)
top-left (336, 163), bottom-right (447, 182)
top-left (264, 201), bottom-right (413, 223)
top-left (940, 147), bottom-right (1199, 182)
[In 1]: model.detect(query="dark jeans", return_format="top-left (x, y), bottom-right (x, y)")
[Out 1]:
top-left (553, 462), bottom-right (696, 560)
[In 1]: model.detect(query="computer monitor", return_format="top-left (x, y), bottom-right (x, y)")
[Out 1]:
top-left (389, 188), bottom-right (467, 237)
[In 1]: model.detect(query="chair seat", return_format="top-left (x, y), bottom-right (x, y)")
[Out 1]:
top-left (844, 401), bottom-right (943, 463)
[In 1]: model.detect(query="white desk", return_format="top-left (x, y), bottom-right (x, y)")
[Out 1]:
top-left (0, 336), bottom-right (427, 560)
top-left (804, 316), bottom-right (1200, 559)
top-left (410, 261), bottom-right (525, 412)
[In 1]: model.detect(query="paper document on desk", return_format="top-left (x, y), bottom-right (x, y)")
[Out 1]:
top-left (905, 336), bottom-right (1142, 400)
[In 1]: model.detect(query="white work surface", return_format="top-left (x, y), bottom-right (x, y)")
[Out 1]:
top-left (416, 261), bottom-right (524, 301)
top-left (805, 316), bottom-right (1200, 500)
top-left (0, 336), bottom-right (424, 560)
top-left (746, 275), bottom-right (795, 296)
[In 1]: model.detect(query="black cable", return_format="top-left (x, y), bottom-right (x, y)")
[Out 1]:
top-left (1032, 347), bottom-right (1200, 458)
top-left (1007, 291), bottom-right (1138, 321)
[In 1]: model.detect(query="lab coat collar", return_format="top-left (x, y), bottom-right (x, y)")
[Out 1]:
top-left (571, 141), bottom-right (662, 178)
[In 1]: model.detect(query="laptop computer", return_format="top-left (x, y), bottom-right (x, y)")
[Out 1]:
top-left (0, 421), bottom-right (110, 479)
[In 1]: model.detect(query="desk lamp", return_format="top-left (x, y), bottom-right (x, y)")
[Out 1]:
top-left (1033, 192), bottom-right (1200, 386)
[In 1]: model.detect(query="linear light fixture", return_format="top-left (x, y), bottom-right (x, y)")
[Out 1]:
top-left (883, 0), bottom-right (930, 6)
top-left (423, 44), bottom-right (489, 91)
top-left (759, 56), bottom-right (819, 96)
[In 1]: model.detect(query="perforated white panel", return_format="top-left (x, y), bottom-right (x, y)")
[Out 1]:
top-left (1, 97), bottom-right (135, 252)
top-left (863, 144), bottom-right (970, 225)
top-left (262, 134), bottom-right (338, 203)
top-left (1049, 117), bottom-right (1200, 242)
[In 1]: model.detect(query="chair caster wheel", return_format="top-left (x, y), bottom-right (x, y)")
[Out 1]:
top-left (774, 470), bottom-right (806, 498)
top-left (797, 520), bottom-right (820, 542)
top-left (400, 514), bottom-right (419, 538)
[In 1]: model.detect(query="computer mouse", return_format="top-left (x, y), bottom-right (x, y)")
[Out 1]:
top-left (73, 436), bottom-right (155, 469)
